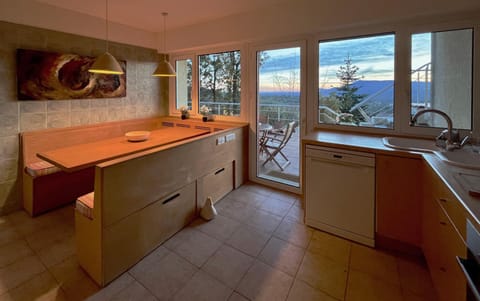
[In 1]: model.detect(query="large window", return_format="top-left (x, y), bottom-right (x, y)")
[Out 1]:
top-left (198, 50), bottom-right (241, 116)
top-left (318, 34), bottom-right (395, 128)
top-left (175, 59), bottom-right (192, 110)
top-left (411, 28), bottom-right (473, 130)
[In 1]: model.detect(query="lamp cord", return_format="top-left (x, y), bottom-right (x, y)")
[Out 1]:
top-left (105, 0), bottom-right (109, 52)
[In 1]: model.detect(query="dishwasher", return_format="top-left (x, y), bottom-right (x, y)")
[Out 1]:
top-left (305, 145), bottom-right (375, 247)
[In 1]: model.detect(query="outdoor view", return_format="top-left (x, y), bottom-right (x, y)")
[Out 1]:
top-left (318, 34), bottom-right (395, 128)
top-left (198, 50), bottom-right (241, 116)
top-left (256, 47), bottom-right (301, 187)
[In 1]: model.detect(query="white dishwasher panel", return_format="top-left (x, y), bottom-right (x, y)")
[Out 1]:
top-left (305, 145), bottom-right (375, 247)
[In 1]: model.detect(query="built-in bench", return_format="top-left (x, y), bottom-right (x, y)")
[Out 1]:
top-left (21, 117), bottom-right (168, 216)
top-left (74, 123), bottom-right (247, 286)
top-left (20, 116), bottom-right (243, 217)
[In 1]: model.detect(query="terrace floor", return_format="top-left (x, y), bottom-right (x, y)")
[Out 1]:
top-left (257, 129), bottom-right (300, 187)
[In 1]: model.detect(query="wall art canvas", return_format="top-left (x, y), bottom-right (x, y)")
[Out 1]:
top-left (16, 49), bottom-right (126, 100)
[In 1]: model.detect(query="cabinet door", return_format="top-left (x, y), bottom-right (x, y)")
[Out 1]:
top-left (197, 162), bottom-right (234, 209)
top-left (376, 154), bottom-right (422, 247)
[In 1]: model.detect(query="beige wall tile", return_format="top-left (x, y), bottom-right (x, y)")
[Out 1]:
top-left (47, 111), bottom-right (71, 128)
top-left (70, 99), bottom-right (90, 111)
top-left (20, 113), bottom-right (46, 131)
top-left (0, 115), bottom-right (18, 137)
top-left (0, 136), bottom-right (19, 160)
top-left (20, 101), bottom-right (46, 114)
top-left (47, 100), bottom-right (70, 112)
top-left (71, 110), bottom-right (91, 126)
top-left (0, 159), bottom-right (18, 182)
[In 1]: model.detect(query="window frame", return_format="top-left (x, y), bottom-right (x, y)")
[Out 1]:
top-left (169, 44), bottom-right (247, 121)
top-left (311, 19), bottom-right (479, 139)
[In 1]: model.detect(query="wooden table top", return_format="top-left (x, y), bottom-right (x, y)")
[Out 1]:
top-left (38, 127), bottom-right (210, 172)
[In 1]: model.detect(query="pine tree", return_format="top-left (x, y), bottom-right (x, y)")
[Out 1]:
top-left (335, 55), bottom-right (365, 124)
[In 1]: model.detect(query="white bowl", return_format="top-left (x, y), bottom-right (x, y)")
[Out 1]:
top-left (125, 131), bottom-right (150, 142)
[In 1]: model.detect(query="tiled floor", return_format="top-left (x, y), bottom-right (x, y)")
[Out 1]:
top-left (0, 182), bottom-right (437, 301)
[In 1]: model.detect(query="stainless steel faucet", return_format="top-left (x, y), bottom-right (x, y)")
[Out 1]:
top-left (410, 109), bottom-right (468, 150)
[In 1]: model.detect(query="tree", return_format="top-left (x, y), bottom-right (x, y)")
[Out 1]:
top-left (335, 55), bottom-right (365, 124)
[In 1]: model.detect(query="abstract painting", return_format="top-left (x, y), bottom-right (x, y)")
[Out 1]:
top-left (16, 49), bottom-right (126, 100)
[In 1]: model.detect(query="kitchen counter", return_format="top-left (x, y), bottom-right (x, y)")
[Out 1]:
top-left (303, 130), bottom-right (480, 228)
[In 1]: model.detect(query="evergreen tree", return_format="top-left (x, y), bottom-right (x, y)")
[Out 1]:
top-left (335, 55), bottom-right (365, 124)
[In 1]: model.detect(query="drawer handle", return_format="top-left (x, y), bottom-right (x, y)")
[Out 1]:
top-left (162, 193), bottom-right (180, 205)
top-left (440, 267), bottom-right (447, 272)
top-left (215, 168), bottom-right (225, 175)
top-left (439, 198), bottom-right (448, 203)
top-left (333, 154), bottom-right (343, 159)
top-left (439, 221), bottom-right (448, 226)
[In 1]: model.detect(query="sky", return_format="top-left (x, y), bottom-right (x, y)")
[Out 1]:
top-left (258, 33), bottom-right (432, 91)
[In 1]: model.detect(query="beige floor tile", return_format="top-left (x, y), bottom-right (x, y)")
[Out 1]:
top-left (110, 280), bottom-right (157, 301)
top-left (307, 230), bottom-right (351, 266)
top-left (162, 226), bottom-right (197, 250)
top-left (216, 197), bottom-right (258, 222)
top-left (226, 225), bottom-right (271, 257)
top-left (169, 228), bottom-right (222, 267)
top-left (86, 272), bottom-right (136, 301)
top-left (7, 210), bottom-right (58, 237)
top-left (228, 291), bottom-right (249, 301)
top-left (131, 251), bottom-right (197, 301)
top-left (37, 235), bottom-right (76, 268)
top-left (0, 255), bottom-right (46, 295)
top-left (397, 256), bottom-right (437, 299)
top-left (274, 218), bottom-right (313, 248)
top-left (258, 237), bottom-right (305, 276)
top-left (269, 190), bottom-right (299, 206)
top-left (236, 260), bottom-right (293, 301)
top-left (350, 243), bottom-right (400, 285)
top-left (48, 256), bottom-right (99, 301)
top-left (244, 183), bottom-right (276, 197)
top-left (245, 209), bottom-right (282, 234)
top-left (25, 223), bottom-right (74, 252)
top-left (286, 279), bottom-right (338, 301)
top-left (0, 239), bottom-right (33, 268)
top-left (172, 270), bottom-right (232, 301)
top-left (202, 244), bottom-right (254, 288)
top-left (0, 217), bottom-right (21, 247)
top-left (285, 205), bottom-right (304, 224)
top-left (258, 197), bottom-right (293, 217)
top-left (346, 269), bottom-right (403, 301)
top-left (227, 189), bottom-right (266, 208)
top-left (296, 252), bottom-right (348, 300)
top-left (128, 245), bottom-right (169, 276)
top-left (0, 271), bottom-right (66, 301)
top-left (189, 215), bottom-right (241, 242)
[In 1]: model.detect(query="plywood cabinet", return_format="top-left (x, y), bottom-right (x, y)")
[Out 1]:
top-left (375, 154), bottom-right (422, 248)
top-left (197, 162), bottom-right (234, 210)
top-left (422, 164), bottom-right (467, 301)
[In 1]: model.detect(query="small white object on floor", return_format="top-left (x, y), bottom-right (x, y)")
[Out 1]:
top-left (200, 197), bottom-right (217, 220)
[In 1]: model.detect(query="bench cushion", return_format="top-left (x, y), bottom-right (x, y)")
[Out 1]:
top-left (25, 161), bottom-right (61, 178)
top-left (76, 192), bottom-right (94, 219)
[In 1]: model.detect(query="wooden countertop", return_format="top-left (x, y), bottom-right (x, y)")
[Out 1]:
top-left (303, 130), bottom-right (480, 225)
top-left (38, 127), bottom-right (209, 172)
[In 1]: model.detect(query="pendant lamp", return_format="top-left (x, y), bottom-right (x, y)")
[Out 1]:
top-left (152, 12), bottom-right (176, 77)
top-left (89, 0), bottom-right (124, 75)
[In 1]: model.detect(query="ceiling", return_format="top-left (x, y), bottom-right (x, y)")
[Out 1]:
top-left (35, 0), bottom-right (291, 33)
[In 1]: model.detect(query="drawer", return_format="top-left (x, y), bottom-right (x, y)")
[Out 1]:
top-left (197, 162), bottom-right (234, 209)
top-left (102, 181), bottom-right (196, 283)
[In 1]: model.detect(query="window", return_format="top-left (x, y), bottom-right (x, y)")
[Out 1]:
top-left (198, 50), bottom-right (241, 116)
top-left (318, 34), bottom-right (395, 128)
top-left (411, 28), bottom-right (473, 130)
top-left (175, 59), bottom-right (192, 110)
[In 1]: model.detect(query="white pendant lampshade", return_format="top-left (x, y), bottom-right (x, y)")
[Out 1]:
top-left (152, 53), bottom-right (176, 77)
top-left (89, 0), bottom-right (124, 75)
top-left (89, 52), bottom-right (124, 75)
top-left (152, 12), bottom-right (176, 77)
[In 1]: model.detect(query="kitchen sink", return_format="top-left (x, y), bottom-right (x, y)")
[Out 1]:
top-left (382, 137), bottom-right (439, 153)
top-left (435, 146), bottom-right (480, 170)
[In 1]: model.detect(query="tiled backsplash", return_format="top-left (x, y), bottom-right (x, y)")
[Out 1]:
top-left (0, 21), bottom-right (168, 215)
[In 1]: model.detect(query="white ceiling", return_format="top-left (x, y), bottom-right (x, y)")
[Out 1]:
top-left (35, 0), bottom-right (291, 33)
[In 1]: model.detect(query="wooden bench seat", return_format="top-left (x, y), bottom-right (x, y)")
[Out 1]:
top-left (21, 117), bottom-right (164, 216)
